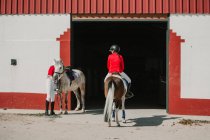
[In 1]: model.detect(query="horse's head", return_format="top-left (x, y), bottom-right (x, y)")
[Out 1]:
top-left (53, 59), bottom-right (64, 82)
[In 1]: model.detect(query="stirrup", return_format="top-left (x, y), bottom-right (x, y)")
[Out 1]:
top-left (125, 91), bottom-right (134, 99)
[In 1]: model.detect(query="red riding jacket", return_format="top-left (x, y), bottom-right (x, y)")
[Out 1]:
top-left (107, 52), bottom-right (124, 73)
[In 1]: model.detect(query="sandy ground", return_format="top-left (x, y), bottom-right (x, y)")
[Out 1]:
top-left (1, 109), bottom-right (210, 140)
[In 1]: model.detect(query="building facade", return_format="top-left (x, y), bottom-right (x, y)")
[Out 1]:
top-left (0, 0), bottom-right (210, 115)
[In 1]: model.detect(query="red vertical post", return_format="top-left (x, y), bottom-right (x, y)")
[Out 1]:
top-left (72, 0), bottom-right (78, 14)
top-left (163, 0), bottom-right (169, 14)
top-left (85, 0), bottom-right (90, 14)
top-left (47, 0), bottom-right (53, 13)
top-left (136, 0), bottom-right (142, 13)
top-left (60, 0), bottom-right (65, 13)
top-left (197, 0), bottom-right (203, 13)
top-left (116, 0), bottom-right (122, 14)
top-left (78, 0), bottom-right (84, 14)
top-left (12, 0), bottom-right (17, 14)
top-left (143, 0), bottom-right (149, 13)
top-left (176, 0), bottom-right (182, 13)
top-left (169, 0), bottom-right (175, 13)
top-left (6, 0), bottom-right (12, 14)
top-left (97, 0), bottom-right (103, 14)
top-left (91, 0), bottom-right (96, 14)
top-left (203, 0), bottom-right (209, 13)
top-left (190, 0), bottom-right (196, 13)
top-left (123, 0), bottom-right (129, 14)
top-left (23, 0), bottom-right (29, 14)
top-left (35, 0), bottom-right (41, 14)
top-left (104, 0), bottom-right (109, 13)
top-left (156, 0), bottom-right (162, 13)
top-left (53, 0), bottom-right (59, 14)
top-left (29, 0), bottom-right (34, 14)
top-left (110, 0), bottom-right (116, 13)
top-left (149, 0), bottom-right (155, 14)
top-left (41, 0), bottom-right (47, 14)
top-left (66, 0), bottom-right (71, 13)
top-left (183, 0), bottom-right (189, 13)
top-left (18, 0), bottom-right (23, 14)
top-left (130, 0), bottom-right (135, 14)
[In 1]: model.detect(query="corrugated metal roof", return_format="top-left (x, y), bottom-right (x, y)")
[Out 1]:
top-left (0, 0), bottom-right (209, 15)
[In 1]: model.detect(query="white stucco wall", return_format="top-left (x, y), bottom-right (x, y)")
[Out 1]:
top-left (0, 15), bottom-right (70, 93)
top-left (170, 14), bottom-right (210, 99)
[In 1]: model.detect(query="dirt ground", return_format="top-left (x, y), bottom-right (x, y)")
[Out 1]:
top-left (1, 109), bottom-right (210, 140)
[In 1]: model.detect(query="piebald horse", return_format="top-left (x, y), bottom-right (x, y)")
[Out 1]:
top-left (103, 74), bottom-right (126, 127)
top-left (53, 59), bottom-right (86, 114)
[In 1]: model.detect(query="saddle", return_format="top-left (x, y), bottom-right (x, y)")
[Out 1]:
top-left (65, 66), bottom-right (75, 84)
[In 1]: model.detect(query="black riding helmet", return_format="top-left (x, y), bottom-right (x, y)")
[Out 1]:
top-left (109, 44), bottom-right (120, 53)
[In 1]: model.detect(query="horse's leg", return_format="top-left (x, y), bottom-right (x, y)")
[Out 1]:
top-left (73, 89), bottom-right (81, 111)
top-left (64, 92), bottom-right (68, 114)
top-left (58, 93), bottom-right (63, 114)
top-left (80, 84), bottom-right (86, 112)
top-left (115, 107), bottom-right (120, 127)
top-left (112, 102), bottom-right (115, 122)
top-left (121, 95), bottom-right (126, 123)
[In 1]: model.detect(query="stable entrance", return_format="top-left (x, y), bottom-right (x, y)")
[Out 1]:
top-left (71, 20), bottom-right (167, 109)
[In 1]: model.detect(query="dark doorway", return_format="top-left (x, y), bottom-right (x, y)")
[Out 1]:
top-left (71, 21), bottom-right (167, 109)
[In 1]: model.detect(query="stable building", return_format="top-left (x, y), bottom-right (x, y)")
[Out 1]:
top-left (0, 0), bottom-right (210, 116)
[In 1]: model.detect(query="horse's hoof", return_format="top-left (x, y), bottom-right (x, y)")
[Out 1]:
top-left (122, 119), bottom-right (126, 123)
top-left (117, 124), bottom-right (121, 127)
top-left (81, 109), bottom-right (85, 113)
top-left (112, 118), bottom-right (115, 122)
top-left (59, 112), bottom-right (63, 115)
top-left (64, 111), bottom-right (68, 115)
top-left (75, 108), bottom-right (79, 111)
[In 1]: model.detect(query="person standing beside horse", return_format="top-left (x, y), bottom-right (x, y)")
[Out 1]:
top-left (104, 44), bottom-right (133, 99)
top-left (45, 62), bottom-right (57, 116)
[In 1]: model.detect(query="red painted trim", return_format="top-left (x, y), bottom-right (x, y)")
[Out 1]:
top-left (143, 0), bottom-right (149, 13)
top-left (29, 0), bottom-right (34, 14)
top-left (169, 29), bottom-right (210, 116)
top-left (0, 92), bottom-right (71, 110)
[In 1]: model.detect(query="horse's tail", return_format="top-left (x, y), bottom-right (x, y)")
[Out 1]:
top-left (103, 80), bottom-right (115, 122)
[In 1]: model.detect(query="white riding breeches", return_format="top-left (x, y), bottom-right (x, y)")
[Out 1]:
top-left (46, 76), bottom-right (56, 102)
top-left (104, 72), bottom-right (131, 84)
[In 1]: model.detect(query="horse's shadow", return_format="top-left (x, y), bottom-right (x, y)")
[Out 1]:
top-left (126, 115), bottom-right (180, 127)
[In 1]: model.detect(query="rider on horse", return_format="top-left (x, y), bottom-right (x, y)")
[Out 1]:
top-left (104, 44), bottom-right (134, 99)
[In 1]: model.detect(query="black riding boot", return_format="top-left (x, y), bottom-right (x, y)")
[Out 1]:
top-left (45, 100), bottom-right (49, 116)
top-left (125, 83), bottom-right (134, 99)
top-left (50, 102), bottom-right (55, 115)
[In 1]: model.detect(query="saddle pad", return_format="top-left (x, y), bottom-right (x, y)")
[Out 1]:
top-left (110, 75), bottom-right (127, 93)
